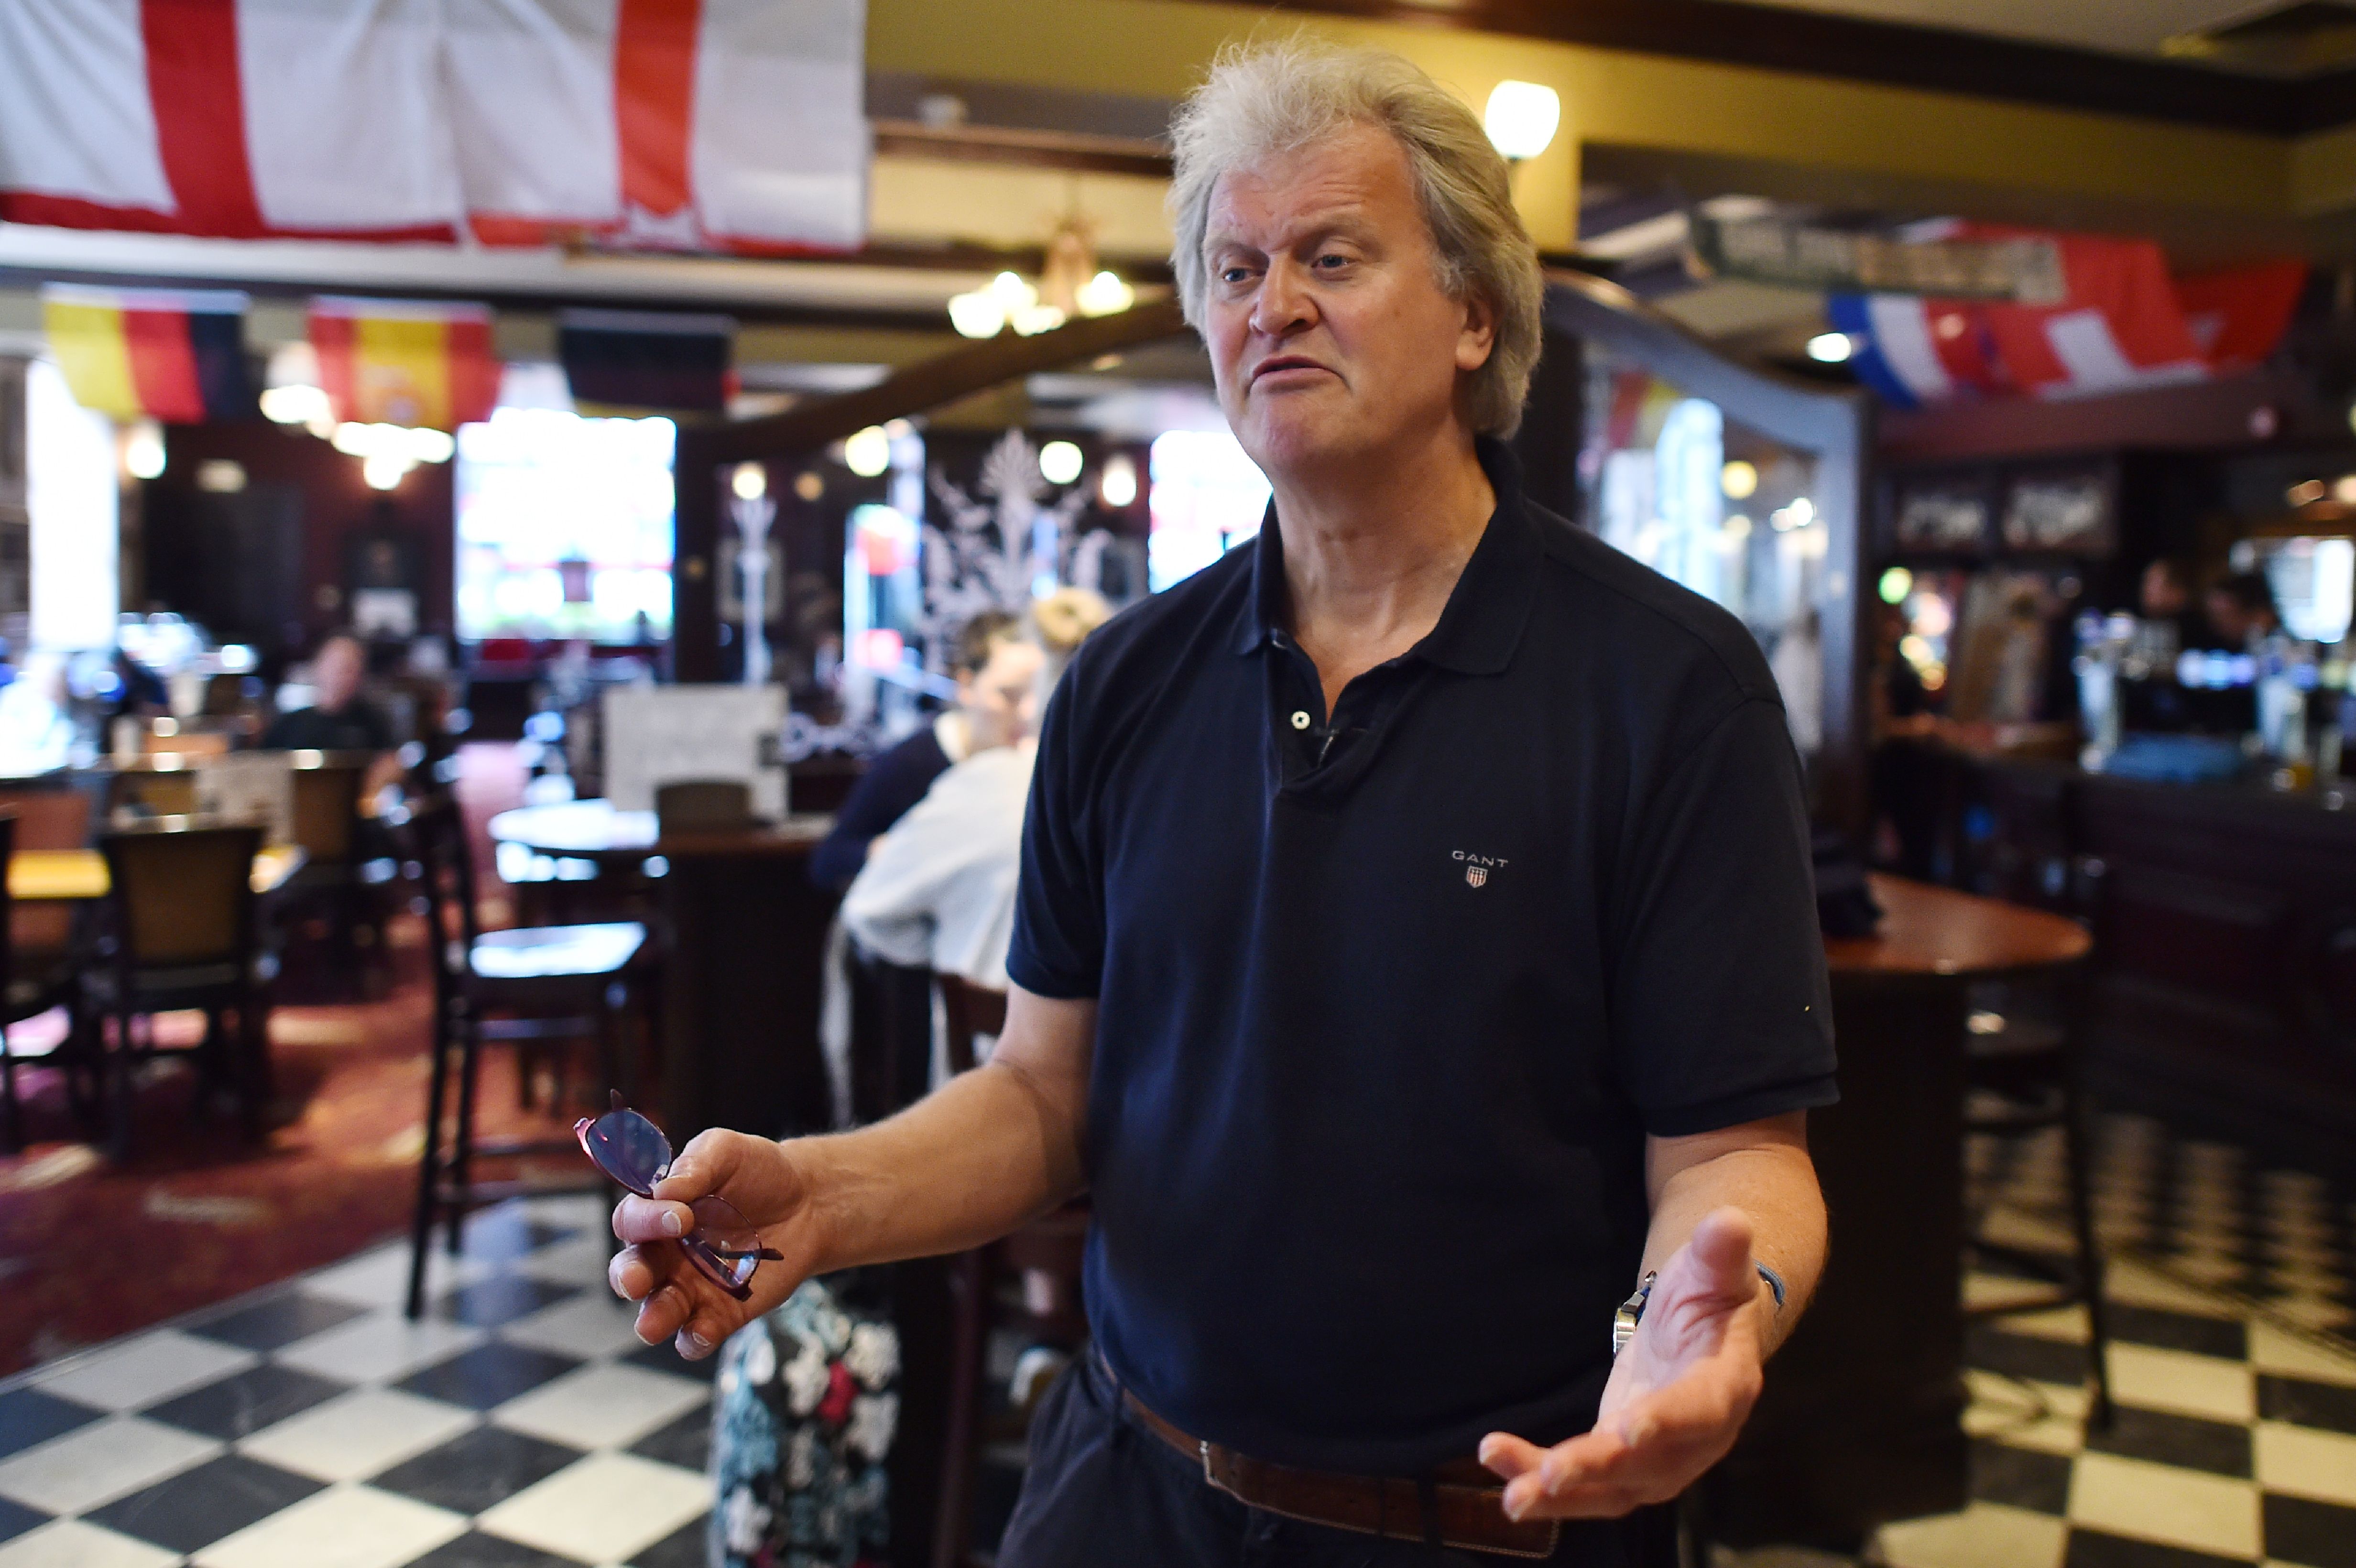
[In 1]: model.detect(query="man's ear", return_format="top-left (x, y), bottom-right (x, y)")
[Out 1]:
top-left (1457, 290), bottom-right (1498, 372)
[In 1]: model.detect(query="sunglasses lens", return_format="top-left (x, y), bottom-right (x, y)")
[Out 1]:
top-left (581, 1109), bottom-right (672, 1193)
top-left (688, 1196), bottom-right (765, 1291)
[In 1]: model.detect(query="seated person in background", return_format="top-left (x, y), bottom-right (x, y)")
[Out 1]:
top-left (2202, 570), bottom-right (2281, 651)
top-left (809, 609), bottom-right (1039, 891)
top-left (262, 633), bottom-right (392, 753)
top-left (840, 589), bottom-right (1110, 991)
top-left (262, 632), bottom-right (402, 798)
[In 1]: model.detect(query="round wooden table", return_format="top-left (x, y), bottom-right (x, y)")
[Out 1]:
top-left (487, 799), bottom-right (837, 1146)
top-left (488, 799), bottom-right (831, 865)
top-left (1720, 872), bottom-right (2093, 1547)
top-left (1826, 872), bottom-right (2091, 980)
top-left (9, 844), bottom-right (306, 902)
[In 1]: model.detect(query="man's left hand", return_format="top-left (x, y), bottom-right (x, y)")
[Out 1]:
top-left (1478, 1207), bottom-right (1768, 1521)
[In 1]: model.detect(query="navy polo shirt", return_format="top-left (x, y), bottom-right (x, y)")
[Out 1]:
top-left (1007, 439), bottom-right (1836, 1478)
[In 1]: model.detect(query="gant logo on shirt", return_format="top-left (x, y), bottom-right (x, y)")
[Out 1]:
top-left (1452, 850), bottom-right (1507, 887)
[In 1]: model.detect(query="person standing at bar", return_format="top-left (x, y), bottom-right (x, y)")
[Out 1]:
top-left (612, 40), bottom-right (1832, 1565)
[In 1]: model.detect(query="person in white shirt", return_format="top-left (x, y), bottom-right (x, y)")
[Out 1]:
top-left (840, 588), bottom-right (1110, 991)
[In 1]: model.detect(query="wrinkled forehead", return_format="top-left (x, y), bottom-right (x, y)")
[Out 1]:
top-left (1200, 122), bottom-right (1424, 251)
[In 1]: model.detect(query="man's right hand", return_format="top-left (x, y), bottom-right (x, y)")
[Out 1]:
top-left (608, 1129), bottom-right (822, 1360)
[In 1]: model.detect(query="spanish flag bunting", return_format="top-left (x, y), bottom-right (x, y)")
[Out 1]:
top-left (41, 285), bottom-right (255, 423)
top-left (310, 297), bottom-right (501, 431)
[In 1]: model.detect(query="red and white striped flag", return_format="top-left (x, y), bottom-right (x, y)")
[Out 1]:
top-left (0, 0), bottom-right (866, 253)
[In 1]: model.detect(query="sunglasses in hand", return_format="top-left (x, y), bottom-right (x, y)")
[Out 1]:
top-left (575, 1094), bottom-right (783, 1301)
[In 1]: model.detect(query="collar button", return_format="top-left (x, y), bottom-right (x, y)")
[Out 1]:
top-left (1289, 710), bottom-right (1311, 730)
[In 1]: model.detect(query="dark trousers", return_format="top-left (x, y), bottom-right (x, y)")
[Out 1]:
top-left (996, 1354), bottom-right (1677, 1568)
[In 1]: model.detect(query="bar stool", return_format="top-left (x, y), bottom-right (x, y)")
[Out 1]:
top-left (403, 794), bottom-right (647, 1318)
top-left (932, 977), bottom-right (1090, 1568)
top-left (1962, 951), bottom-right (2115, 1429)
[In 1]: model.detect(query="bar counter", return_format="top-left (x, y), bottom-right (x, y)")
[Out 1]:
top-left (1947, 749), bottom-right (2356, 1169)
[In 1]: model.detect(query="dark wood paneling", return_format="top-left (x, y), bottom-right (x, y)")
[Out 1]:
top-left (1179, 0), bottom-right (2356, 135)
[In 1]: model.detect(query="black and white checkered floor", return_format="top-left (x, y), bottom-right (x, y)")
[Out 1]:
top-left (0, 1112), bottom-right (2350, 1568)
top-left (1846, 1111), bottom-right (2356, 1568)
top-left (0, 1197), bottom-right (712, 1568)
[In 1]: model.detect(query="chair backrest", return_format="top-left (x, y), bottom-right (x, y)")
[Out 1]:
top-left (0, 791), bottom-right (83, 956)
top-left (98, 823), bottom-right (262, 969)
top-left (289, 759), bottom-right (366, 861)
top-left (0, 812), bottom-right (17, 994)
top-left (405, 794), bottom-right (481, 992)
top-left (654, 778), bottom-right (753, 835)
top-left (938, 976), bottom-right (1008, 1077)
top-left (112, 769), bottom-right (201, 819)
top-left (0, 789), bottom-right (89, 850)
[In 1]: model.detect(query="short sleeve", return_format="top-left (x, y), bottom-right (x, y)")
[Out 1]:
top-left (1610, 697), bottom-right (1838, 1136)
top-left (1006, 672), bottom-right (1104, 998)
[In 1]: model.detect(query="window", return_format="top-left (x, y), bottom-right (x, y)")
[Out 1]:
top-left (1147, 430), bottom-right (1269, 592)
top-left (454, 407), bottom-right (676, 642)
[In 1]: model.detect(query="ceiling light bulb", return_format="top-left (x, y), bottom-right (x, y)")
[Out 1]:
top-left (948, 291), bottom-right (1005, 338)
top-left (407, 427), bottom-right (455, 464)
top-left (1483, 80), bottom-right (1561, 161)
top-left (990, 271), bottom-right (1036, 308)
top-left (1720, 459), bottom-right (1758, 500)
top-left (843, 426), bottom-right (892, 478)
top-left (330, 422), bottom-right (370, 456)
top-left (1012, 303), bottom-right (1066, 337)
top-left (260, 383), bottom-right (329, 425)
top-left (362, 452), bottom-right (407, 490)
top-left (732, 462), bottom-right (768, 501)
top-left (123, 420), bottom-right (165, 480)
top-left (1807, 331), bottom-right (1856, 363)
top-left (1039, 441), bottom-right (1084, 486)
top-left (1077, 270), bottom-right (1134, 317)
top-left (1100, 452), bottom-right (1138, 508)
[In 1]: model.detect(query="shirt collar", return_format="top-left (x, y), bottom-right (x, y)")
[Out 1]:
top-left (1229, 435), bottom-right (1543, 676)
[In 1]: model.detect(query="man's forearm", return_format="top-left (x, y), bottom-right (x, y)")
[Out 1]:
top-left (1642, 1138), bottom-right (1827, 1358)
top-left (788, 1054), bottom-right (1088, 1275)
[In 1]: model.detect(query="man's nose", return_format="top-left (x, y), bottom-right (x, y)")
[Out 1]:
top-left (1249, 258), bottom-right (1317, 339)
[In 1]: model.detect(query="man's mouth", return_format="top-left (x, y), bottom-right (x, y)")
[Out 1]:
top-left (1251, 356), bottom-right (1332, 386)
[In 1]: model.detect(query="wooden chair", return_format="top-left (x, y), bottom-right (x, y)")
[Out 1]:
top-left (933, 977), bottom-right (1090, 1568)
top-left (110, 766), bottom-right (201, 820)
top-left (0, 814), bottom-right (92, 1152)
top-left (280, 754), bottom-right (379, 990)
top-left (88, 822), bottom-right (271, 1160)
top-left (0, 787), bottom-right (92, 964)
top-left (654, 778), bottom-right (755, 834)
top-left (403, 794), bottom-right (648, 1317)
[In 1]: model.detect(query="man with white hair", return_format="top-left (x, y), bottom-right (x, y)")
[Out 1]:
top-left (611, 40), bottom-right (1832, 1564)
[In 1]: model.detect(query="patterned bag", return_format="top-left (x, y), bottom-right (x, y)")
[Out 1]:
top-left (709, 1271), bottom-right (901, 1568)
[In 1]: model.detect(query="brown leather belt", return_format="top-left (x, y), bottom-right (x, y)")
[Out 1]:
top-left (1114, 1375), bottom-right (1560, 1559)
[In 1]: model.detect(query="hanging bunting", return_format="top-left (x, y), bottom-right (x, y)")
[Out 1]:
top-left (40, 285), bottom-right (255, 423)
top-left (309, 298), bottom-right (500, 432)
top-left (1830, 225), bottom-right (2309, 409)
top-left (0, 0), bottom-right (866, 253)
top-left (557, 309), bottom-right (734, 416)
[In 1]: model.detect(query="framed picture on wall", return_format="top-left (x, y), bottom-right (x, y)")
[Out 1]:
top-left (2001, 466), bottom-right (2115, 555)
top-left (1891, 478), bottom-right (1994, 554)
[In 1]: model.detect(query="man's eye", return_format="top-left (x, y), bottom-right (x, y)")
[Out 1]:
top-left (1219, 267), bottom-right (1253, 284)
top-left (1314, 253), bottom-right (1351, 270)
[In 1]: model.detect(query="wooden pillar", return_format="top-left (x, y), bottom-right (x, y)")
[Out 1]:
top-left (672, 427), bottom-right (721, 683)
